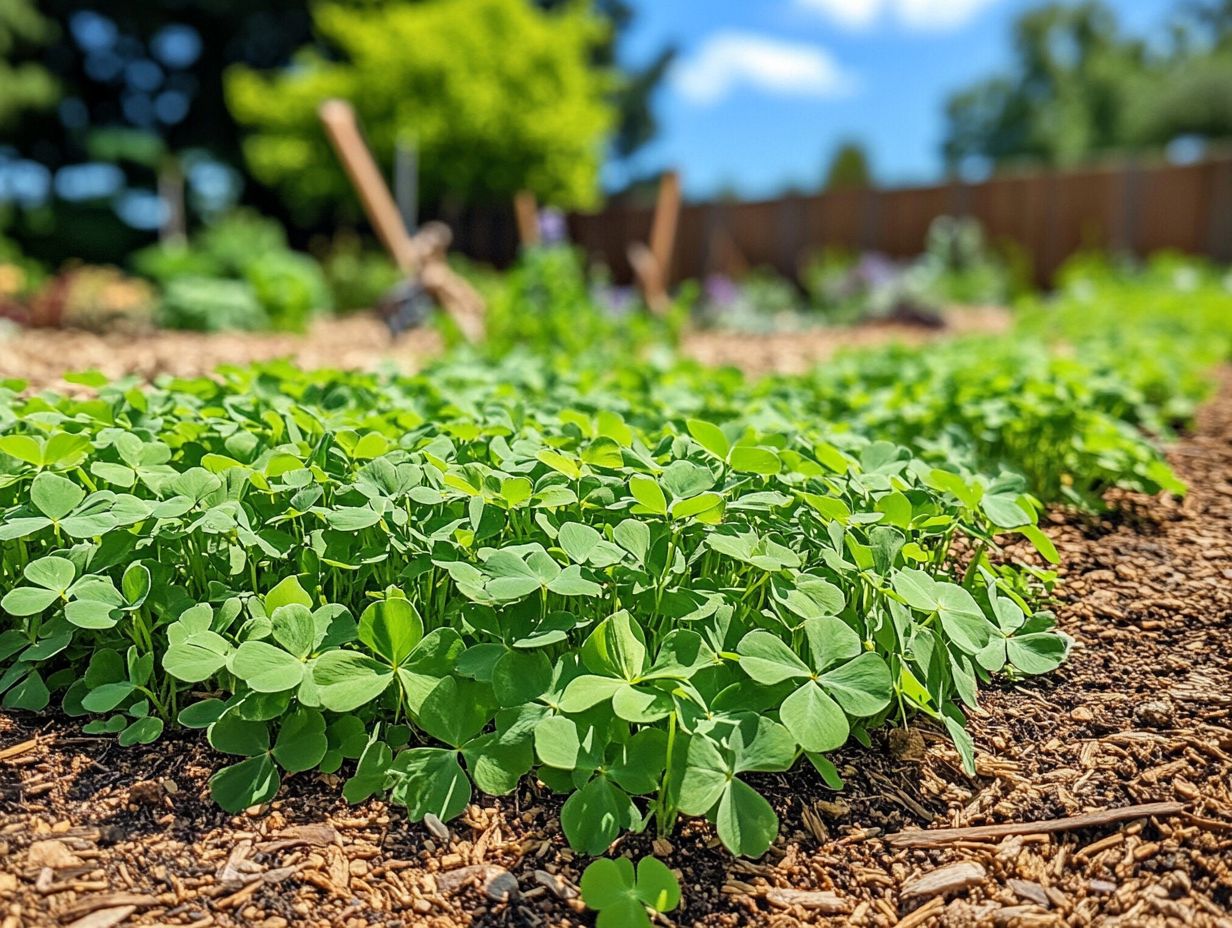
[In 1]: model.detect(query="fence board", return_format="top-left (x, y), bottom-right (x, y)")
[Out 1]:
top-left (547, 155), bottom-right (1232, 288)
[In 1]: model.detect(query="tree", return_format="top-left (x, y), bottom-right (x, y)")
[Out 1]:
top-left (823, 141), bottom-right (872, 191)
top-left (0, 0), bottom-right (58, 132)
top-left (942, 0), bottom-right (1232, 171)
top-left (226, 0), bottom-right (615, 223)
top-left (535, 0), bottom-right (675, 165)
top-left (942, 2), bottom-right (1147, 169)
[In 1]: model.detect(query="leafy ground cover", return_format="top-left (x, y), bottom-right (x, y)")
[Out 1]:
top-left (0, 259), bottom-right (1229, 867)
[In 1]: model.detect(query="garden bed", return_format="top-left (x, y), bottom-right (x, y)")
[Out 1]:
top-left (0, 307), bottom-right (1009, 389)
top-left (2, 371), bottom-right (1228, 928)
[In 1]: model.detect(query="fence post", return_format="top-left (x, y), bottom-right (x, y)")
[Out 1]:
top-left (1207, 158), bottom-right (1232, 263)
top-left (514, 190), bottom-right (540, 248)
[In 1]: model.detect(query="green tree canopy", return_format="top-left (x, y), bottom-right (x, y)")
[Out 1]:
top-left (943, 1), bottom-right (1232, 171)
top-left (226, 0), bottom-right (616, 223)
top-left (823, 141), bottom-right (872, 191)
top-left (0, 0), bottom-right (58, 131)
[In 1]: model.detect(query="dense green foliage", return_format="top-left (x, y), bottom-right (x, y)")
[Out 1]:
top-left (134, 212), bottom-right (331, 332)
top-left (226, 0), bottom-right (615, 223)
top-left (1, 260), bottom-right (1228, 860)
top-left (0, 0), bottom-right (57, 132)
top-left (800, 217), bottom-right (1012, 325)
top-left (472, 244), bottom-right (685, 355)
top-left (944, 1), bottom-right (1232, 169)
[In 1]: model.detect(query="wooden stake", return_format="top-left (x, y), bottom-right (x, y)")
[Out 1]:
top-left (630, 169), bottom-right (681, 315)
top-left (319, 99), bottom-right (418, 273)
top-left (649, 169), bottom-right (681, 284)
top-left (514, 190), bottom-right (540, 247)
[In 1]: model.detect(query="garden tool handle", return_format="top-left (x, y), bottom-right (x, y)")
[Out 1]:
top-left (319, 99), bottom-right (418, 274)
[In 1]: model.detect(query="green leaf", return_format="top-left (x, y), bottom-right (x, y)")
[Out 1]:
top-left (119, 717), bottom-right (163, 746)
top-left (559, 674), bottom-right (625, 712)
top-left (2, 671), bottom-right (50, 711)
top-left (580, 611), bottom-right (646, 680)
top-left (121, 563), bottom-right (151, 607)
top-left (779, 681), bottom-right (848, 753)
top-left (628, 475), bottom-right (667, 515)
top-left (209, 716), bottom-right (270, 756)
top-left (635, 857), bottom-right (681, 912)
top-left (210, 754), bottom-right (280, 812)
top-left (561, 776), bottom-right (634, 855)
top-left (728, 446), bottom-right (780, 475)
top-left (491, 648), bottom-right (552, 707)
top-left (537, 449), bottom-right (581, 479)
top-left (24, 556), bottom-right (75, 593)
top-left (558, 522), bottom-right (601, 563)
top-left (313, 650), bottom-right (394, 712)
top-left (344, 738), bottom-right (394, 804)
top-left (1, 586), bottom-right (60, 616)
top-left (81, 681), bottom-right (135, 713)
top-left (715, 777), bottom-right (778, 858)
top-left (358, 598), bottom-right (424, 665)
top-left (178, 698), bottom-right (227, 729)
top-left (390, 748), bottom-right (471, 822)
top-left (736, 631), bottom-right (811, 685)
top-left (935, 584), bottom-right (994, 654)
top-left (581, 857), bottom-right (636, 911)
top-left (1006, 633), bottom-right (1069, 675)
top-left (981, 494), bottom-right (1032, 529)
top-left (418, 676), bottom-right (490, 747)
top-left (677, 735), bottom-right (730, 817)
top-left (461, 732), bottom-right (532, 796)
top-left (229, 641), bottom-right (305, 693)
top-left (686, 418), bottom-right (730, 460)
top-left (1019, 524), bottom-right (1060, 564)
top-left (613, 519), bottom-right (650, 563)
top-left (265, 575), bottom-right (313, 612)
top-left (273, 708), bottom-right (328, 772)
top-left (30, 472), bottom-right (85, 520)
top-left (819, 652), bottom-right (893, 717)
top-left (271, 604), bottom-right (317, 659)
top-left (162, 631), bottom-right (230, 683)
top-left (0, 434), bottom-right (43, 465)
top-left (325, 506), bottom-right (382, 531)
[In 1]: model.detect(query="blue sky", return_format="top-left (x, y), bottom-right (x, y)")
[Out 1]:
top-left (612, 0), bottom-right (1178, 198)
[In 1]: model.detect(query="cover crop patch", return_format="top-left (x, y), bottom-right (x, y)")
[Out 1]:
top-left (7, 263), bottom-right (1227, 858)
top-left (0, 359), bottom-right (1074, 858)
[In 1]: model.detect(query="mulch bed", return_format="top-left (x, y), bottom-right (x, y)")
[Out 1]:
top-left (2, 372), bottom-right (1231, 928)
top-left (0, 308), bottom-right (1009, 389)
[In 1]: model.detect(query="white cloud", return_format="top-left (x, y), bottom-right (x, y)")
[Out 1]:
top-left (671, 32), bottom-right (856, 106)
top-left (795, 0), bottom-right (1002, 32)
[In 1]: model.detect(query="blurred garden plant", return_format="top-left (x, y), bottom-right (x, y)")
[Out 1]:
top-left (133, 211), bottom-right (331, 332)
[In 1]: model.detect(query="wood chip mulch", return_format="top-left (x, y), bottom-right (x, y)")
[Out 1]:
top-left (2, 370), bottom-right (1231, 928)
top-left (0, 307), bottom-right (1010, 390)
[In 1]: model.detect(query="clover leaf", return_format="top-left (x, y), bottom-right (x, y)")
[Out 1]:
top-left (581, 856), bottom-right (681, 928)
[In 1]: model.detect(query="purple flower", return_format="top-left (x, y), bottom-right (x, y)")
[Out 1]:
top-left (703, 274), bottom-right (740, 306)
top-left (537, 208), bottom-right (568, 246)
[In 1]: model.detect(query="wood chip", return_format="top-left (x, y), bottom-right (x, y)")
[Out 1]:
top-left (27, 839), bottom-right (84, 871)
top-left (65, 906), bottom-right (137, 928)
top-left (900, 861), bottom-right (987, 900)
top-left (764, 888), bottom-right (850, 912)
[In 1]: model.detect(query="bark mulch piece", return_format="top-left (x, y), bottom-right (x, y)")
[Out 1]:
top-left (3, 371), bottom-right (1232, 928)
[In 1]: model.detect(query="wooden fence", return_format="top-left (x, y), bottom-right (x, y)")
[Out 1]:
top-left (558, 154), bottom-right (1232, 287)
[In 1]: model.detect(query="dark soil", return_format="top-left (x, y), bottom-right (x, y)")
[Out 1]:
top-left (2, 372), bottom-right (1231, 928)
